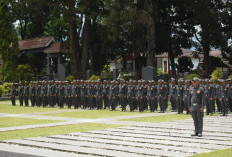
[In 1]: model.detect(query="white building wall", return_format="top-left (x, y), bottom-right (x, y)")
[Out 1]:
top-left (175, 58), bottom-right (200, 70)
top-left (160, 57), bottom-right (201, 72)
top-left (110, 62), bottom-right (116, 71)
top-left (191, 58), bottom-right (200, 70)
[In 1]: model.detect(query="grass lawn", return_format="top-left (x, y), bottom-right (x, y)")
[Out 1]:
top-left (191, 147), bottom-right (232, 157)
top-left (41, 109), bottom-right (150, 119)
top-left (121, 113), bottom-right (220, 123)
top-left (0, 117), bottom-right (63, 128)
top-left (0, 101), bottom-right (72, 114)
top-left (0, 123), bottom-right (124, 141)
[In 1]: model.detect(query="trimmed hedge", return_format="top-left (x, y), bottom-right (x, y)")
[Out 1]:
top-left (0, 85), bottom-right (4, 97)
top-left (186, 74), bottom-right (199, 80)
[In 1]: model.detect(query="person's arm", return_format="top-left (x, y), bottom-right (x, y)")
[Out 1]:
top-left (201, 87), bottom-right (205, 112)
top-left (188, 88), bottom-right (192, 109)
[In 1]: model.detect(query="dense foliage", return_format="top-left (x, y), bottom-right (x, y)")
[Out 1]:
top-left (66, 76), bottom-right (75, 82)
top-left (0, 0), bottom-right (231, 80)
top-left (3, 82), bottom-right (12, 95)
top-left (0, 2), bottom-right (18, 82)
top-left (211, 67), bottom-right (224, 83)
top-left (176, 56), bottom-right (194, 73)
top-left (186, 74), bottom-right (200, 80)
top-left (16, 64), bottom-right (33, 82)
top-left (0, 85), bottom-right (4, 97)
top-left (89, 75), bottom-right (101, 81)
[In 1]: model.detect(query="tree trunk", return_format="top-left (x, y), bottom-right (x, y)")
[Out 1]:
top-left (201, 24), bottom-right (211, 77)
top-left (122, 54), bottom-right (127, 72)
top-left (203, 42), bottom-right (211, 77)
top-left (68, 0), bottom-right (80, 78)
top-left (81, 16), bottom-right (91, 79)
top-left (168, 38), bottom-right (176, 77)
top-left (145, 0), bottom-right (156, 68)
top-left (90, 19), bottom-right (102, 74)
top-left (135, 55), bottom-right (143, 79)
top-left (145, 0), bottom-right (156, 79)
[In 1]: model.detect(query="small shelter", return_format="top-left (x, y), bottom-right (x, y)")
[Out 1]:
top-left (19, 37), bottom-right (67, 80)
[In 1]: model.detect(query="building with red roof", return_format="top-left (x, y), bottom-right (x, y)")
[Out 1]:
top-left (155, 48), bottom-right (229, 74)
top-left (18, 36), bottom-right (67, 80)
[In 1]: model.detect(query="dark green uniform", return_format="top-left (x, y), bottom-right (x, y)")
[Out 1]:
top-left (205, 81), bottom-right (215, 115)
top-left (215, 84), bottom-right (221, 112)
top-left (119, 81), bottom-right (127, 111)
top-left (227, 79), bottom-right (232, 112)
top-left (147, 81), bottom-right (157, 112)
top-left (219, 80), bottom-right (229, 116)
top-left (35, 82), bottom-right (42, 107)
top-left (72, 81), bottom-right (79, 109)
top-left (188, 78), bottom-right (205, 137)
top-left (10, 84), bottom-right (16, 106)
top-left (96, 81), bottom-right (103, 110)
top-left (81, 82), bottom-right (87, 109)
top-left (65, 83), bottom-right (72, 109)
top-left (127, 81), bottom-right (135, 112)
top-left (109, 82), bottom-right (116, 111)
top-left (183, 82), bottom-right (190, 114)
top-left (30, 82), bottom-right (36, 107)
top-left (102, 81), bottom-right (109, 109)
top-left (18, 83), bottom-right (24, 106)
top-left (136, 82), bottom-right (143, 112)
top-left (59, 82), bottom-right (65, 108)
top-left (157, 80), bottom-right (167, 113)
top-left (176, 80), bottom-right (184, 114)
top-left (24, 82), bottom-right (29, 107)
top-left (169, 79), bottom-right (177, 112)
top-left (42, 82), bottom-right (48, 107)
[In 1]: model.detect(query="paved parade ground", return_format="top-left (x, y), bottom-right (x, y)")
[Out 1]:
top-left (0, 101), bottom-right (232, 157)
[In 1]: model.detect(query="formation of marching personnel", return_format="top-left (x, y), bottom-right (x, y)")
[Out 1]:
top-left (10, 78), bottom-right (232, 116)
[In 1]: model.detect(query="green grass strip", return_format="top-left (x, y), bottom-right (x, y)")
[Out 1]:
top-left (0, 117), bottom-right (63, 128)
top-left (191, 147), bottom-right (232, 157)
top-left (0, 101), bottom-right (72, 114)
top-left (42, 109), bottom-right (149, 119)
top-left (121, 113), bottom-right (220, 123)
top-left (0, 123), bottom-right (124, 141)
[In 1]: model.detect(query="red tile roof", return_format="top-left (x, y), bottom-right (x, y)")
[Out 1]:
top-left (19, 36), bottom-right (54, 51)
top-left (44, 42), bottom-right (67, 54)
top-left (209, 49), bottom-right (222, 57)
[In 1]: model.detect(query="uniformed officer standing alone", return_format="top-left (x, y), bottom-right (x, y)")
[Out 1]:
top-left (188, 77), bottom-right (205, 137)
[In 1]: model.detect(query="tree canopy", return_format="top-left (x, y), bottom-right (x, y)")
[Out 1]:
top-left (0, 0), bottom-right (231, 80)
top-left (0, 1), bottom-right (18, 82)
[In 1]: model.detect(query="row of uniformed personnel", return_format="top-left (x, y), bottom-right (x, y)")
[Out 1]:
top-left (10, 78), bottom-right (232, 114)
top-left (169, 78), bottom-right (232, 116)
top-left (11, 80), bottom-right (168, 112)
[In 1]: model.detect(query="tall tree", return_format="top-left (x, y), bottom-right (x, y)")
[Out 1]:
top-left (67, 0), bottom-right (81, 78)
top-left (104, 0), bottom-right (147, 78)
top-left (11, 0), bottom-right (50, 39)
top-left (81, 17), bottom-right (91, 78)
top-left (219, 0), bottom-right (232, 65)
top-left (0, 2), bottom-right (19, 81)
top-left (155, 0), bottom-right (194, 77)
top-left (144, 0), bottom-right (156, 68)
top-left (186, 0), bottom-right (226, 76)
